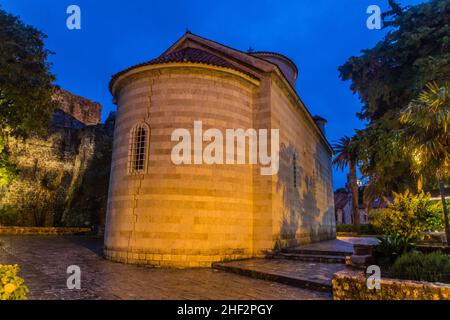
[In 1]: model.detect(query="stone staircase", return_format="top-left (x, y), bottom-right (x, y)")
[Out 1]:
top-left (212, 258), bottom-right (346, 293)
top-left (212, 238), bottom-right (378, 294)
top-left (265, 246), bottom-right (352, 264)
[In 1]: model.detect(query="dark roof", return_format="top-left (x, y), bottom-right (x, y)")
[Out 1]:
top-left (359, 197), bottom-right (391, 209)
top-left (250, 51), bottom-right (298, 77)
top-left (334, 187), bottom-right (391, 210)
top-left (334, 190), bottom-right (349, 209)
top-left (313, 115), bottom-right (327, 123)
top-left (110, 47), bottom-right (256, 92)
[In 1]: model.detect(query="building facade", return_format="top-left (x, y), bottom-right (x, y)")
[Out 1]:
top-left (334, 182), bottom-right (390, 225)
top-left (334, 187), bottom-right (369, 225)
top-left (104, 33), bottom-right (335, 267)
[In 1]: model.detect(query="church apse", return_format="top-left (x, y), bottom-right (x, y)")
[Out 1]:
top-left (104, 33), bottom-right (335, 267)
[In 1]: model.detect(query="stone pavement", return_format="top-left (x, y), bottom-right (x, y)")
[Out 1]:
top-left (213, 237), bottom-right (379, 293)
top-left (0, 235), bottom-right (330, 300)
top-left (292, 236), bottom-right (379, 255)
top-left (214, 259), bottom-right (345, 292)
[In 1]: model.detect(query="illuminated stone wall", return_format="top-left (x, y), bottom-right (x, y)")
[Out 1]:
top-left (105, 36), bottom-right (335, 267)
top-left (0, 91), bottom-right (113, 229)
top-left (269, 79), bottom-right (335, 249)
top-left (333, 270), bottom-right (450, 300)
top-left (105, 66), bottom-right (258, 266)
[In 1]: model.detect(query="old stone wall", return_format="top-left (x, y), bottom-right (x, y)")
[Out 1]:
top-left (0, 123), bottom-right (113, 228)
top-left (333, 270), bottom-right (450, 300)
top-left (269, 79), bottom-right (335, 248)
top-left (0, 226), bottom-right (91, 235)
top-left (52, 88), bottom-right (101, 126)
top-left (0, 91), bottom-right (114, 229)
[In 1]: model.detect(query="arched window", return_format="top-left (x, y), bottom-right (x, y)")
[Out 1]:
top-left (128, 123), bottom-right (149, 174)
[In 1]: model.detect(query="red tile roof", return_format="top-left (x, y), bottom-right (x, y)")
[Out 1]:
top-left (110, 47), bottom-right (256, 92)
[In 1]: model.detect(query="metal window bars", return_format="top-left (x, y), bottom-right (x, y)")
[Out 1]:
top-left (128, 124), bottom-right (148, 174)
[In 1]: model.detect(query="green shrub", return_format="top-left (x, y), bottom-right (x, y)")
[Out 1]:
top-left (336, 224), bottom-right (380, 235)
top-left (427, 199), bottom-right (449, 231)
top-left (369, 191), bottom-right (443, 241)
top-left (0, 205), bottom-right (20, 226)
top-left (0, 137), bottom-right (18, 187)
top-left (336, 224), bottom-right (354, 233)
top-left (390, 251), bottom-right (450, 283)
top-left (0, 264), bottom-right (29, 300)
top-left (360, 224), bottom-right (380, 235)
top-left (374, 235), bottom-right (416, 266)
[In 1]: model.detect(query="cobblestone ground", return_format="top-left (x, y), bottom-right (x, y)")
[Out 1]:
top-left (0, 236), bottom-right (330, 300)
top-left (296, 237), bottom-right (379, 254)
top-left (214, 259), bottom-right (346, 286)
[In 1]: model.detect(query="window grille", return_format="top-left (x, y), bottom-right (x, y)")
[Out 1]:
top-left (128, 123), bottom-right (149, 174)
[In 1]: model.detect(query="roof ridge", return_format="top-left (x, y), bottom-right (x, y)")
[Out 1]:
top-left (250, 51), bottom-right (298, 77)
top-left (109, 47), bottom-right (257, 92)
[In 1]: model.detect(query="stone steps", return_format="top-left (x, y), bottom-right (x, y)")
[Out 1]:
top-left (281, 247), bottom-right (352, 257)
top-left (213, 262), bottom-right (332, 292)
top-left (212, 259), bottom-right (346, 293)
top-left (267, 252), bottom-right (346, 264)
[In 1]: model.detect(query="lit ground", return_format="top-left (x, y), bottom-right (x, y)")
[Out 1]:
top-left (0, 235), bottom-right (330, 300)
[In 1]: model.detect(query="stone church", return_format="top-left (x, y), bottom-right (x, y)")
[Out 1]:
top-left (105, 33), bottom-right (336, 267)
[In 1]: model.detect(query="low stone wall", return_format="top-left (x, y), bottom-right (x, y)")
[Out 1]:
top-left (333, 269), bottom-right (450, 300)
top-left (0, 227), bottom-right (92, 235)
top-left (336, 232), bottom-right (379, 237)
top-left (417, 245), bottom-right (450, 255)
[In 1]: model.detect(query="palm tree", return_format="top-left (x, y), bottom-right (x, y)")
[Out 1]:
top-left (333, 136), bottom-right (360, 233)
top-left (400, 82), bottom-right (450, 245)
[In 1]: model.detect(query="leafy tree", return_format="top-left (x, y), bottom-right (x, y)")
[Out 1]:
top-left (400, 82), bottom-right (450, 244)
top-left (338, 0), bottom-right (450, 198)
top-left (333, 136), bottom-right (360, 233)
top-left (0, 137), bottom-right (17, 186)
top-left (0, 6), bottom-right (56, 186)
top-left (354, 121), bottom-right (415, 206)
top-left (339, 0), bottom-right (450, 121)
top-left (370, 191), bottom-right (442, 241)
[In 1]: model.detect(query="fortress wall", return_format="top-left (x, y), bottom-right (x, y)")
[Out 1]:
top-left (105, 66), bottom-right (259, 267)
top-left (53, 88), bottom-right (102, 126)
top-left (269, 80), bottom-right (335, 248)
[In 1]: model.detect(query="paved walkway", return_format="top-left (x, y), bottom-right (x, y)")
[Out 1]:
top-left (295, 236), bottom-right (379, 255)
top-left (0, 236), bottom-right (330, 300)
top-left (214, 259), bottom-right (345, 292)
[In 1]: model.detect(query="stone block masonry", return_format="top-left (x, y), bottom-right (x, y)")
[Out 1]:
top-left (105, 33), bottom-right (336, 268)
top-left (52, 88), bottom-right (101, 126)
top-left (0, 227), bottom-right (91, 235)
top-left (332, 269), bottom-right (450, 300)
top-left (0, 88), bottom-right (114, 229)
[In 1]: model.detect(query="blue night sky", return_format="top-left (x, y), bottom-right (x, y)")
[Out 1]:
top-left (1, 0), bottom-right (425, 189)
